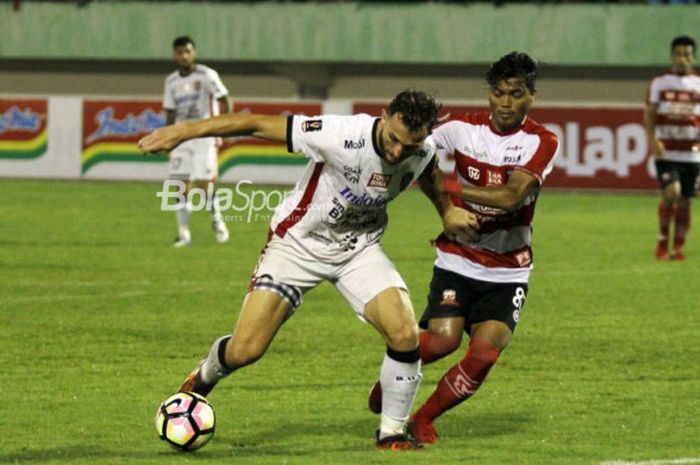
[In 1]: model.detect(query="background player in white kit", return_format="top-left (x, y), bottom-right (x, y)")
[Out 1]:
top-left (164, 36), bottom-right (231, 247)
top-left (645, 36), bottom-right (700, 261)
top-left (367, 53), bottom-right (559, 444)
top-left (139, 90), bottom-right (480, 449)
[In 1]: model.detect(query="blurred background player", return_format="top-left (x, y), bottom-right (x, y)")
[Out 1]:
top-left (140, 90), bottom-right (480, 449)
top-left (368, 52), bottom-right (559, 444)
top-left (645, 36), bottom-right (700, 261)
top-left (163, 35), bottom-right (232, 247)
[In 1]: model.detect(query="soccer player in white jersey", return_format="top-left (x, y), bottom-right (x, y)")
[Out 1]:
top-left (645, 36), bottom-right (700, 261)
top-left (367, 52), bottom-right (559, 444)
top-left (139, 90), bottom-right (480, 449)
top-left (164, 36), bottom-right (232, 247)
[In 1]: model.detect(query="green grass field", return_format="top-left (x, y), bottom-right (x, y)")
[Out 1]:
top-left (1, 179), bottom-right (698, 465)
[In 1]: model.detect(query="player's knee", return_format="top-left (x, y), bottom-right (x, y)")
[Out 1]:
top-left (386, 323), bottom-right (419, 352)
top-left (430, 331), bottom-right (462, 356)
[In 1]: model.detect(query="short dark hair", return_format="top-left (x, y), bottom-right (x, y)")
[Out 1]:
top-left (387, 90), bottom-right (442, 133)
top-left (671, 35), bottom-right (695, 54)
top-left (486, 51), bottom-right (538, 93)
top-left (172, 36), bottom-right (195, 49)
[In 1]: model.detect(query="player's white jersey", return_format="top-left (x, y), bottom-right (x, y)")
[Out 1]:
top-left (269, 114), bottom-right (436, 263)
top-left (432, 112), bottom-right (559, 283)
top-left (163, 64), bottom-right (228, 122)
top-left (647, 72), bottom-right (700, 163)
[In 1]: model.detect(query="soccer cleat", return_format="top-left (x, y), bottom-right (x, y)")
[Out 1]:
top-left (368, 381), bottom-right (382, 414)
top-left (408, 416), bottom-right (438, 444)
top-left (671, 247), bottom-right (685, 261)
top-left (178, 359), bottom-right (216, 397)
top-left (174, 236), bottom-right (192, 248)
top-left (214, 222), bottom-right (229, 244)
top-left (375, 430), bottom-right (423, 450)
top-left (655, 240), bottom-right (669, 260)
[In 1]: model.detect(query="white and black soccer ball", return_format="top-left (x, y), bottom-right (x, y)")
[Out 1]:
top-left (155, 392), bottom-right (215, 452)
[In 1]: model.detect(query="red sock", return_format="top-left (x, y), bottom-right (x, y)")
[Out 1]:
top-left (419, 331), bottom-right (459, 365)
top-left (658, 201), bottom-right (676, 244)
top-left (414, 338), bottom-right (500, 422)
top-left (674, 204), bottom-right (690, 250)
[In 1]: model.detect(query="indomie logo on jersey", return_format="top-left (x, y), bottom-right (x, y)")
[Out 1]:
top-left (339, 187), bottom-right (387, 207)
top-left (367, 172), bottom-right (392, 189)
top-left (302, 120), bottom-right (323, 132)
top-left (344, 138), bottom-right (365, 150)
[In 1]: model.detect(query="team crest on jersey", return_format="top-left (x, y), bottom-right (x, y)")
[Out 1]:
top-left (302, 120), bottom-right (323, 132)
top-left (367, 173), bottom-right (392, 189)
top-left (515, 250), bottom-right (531, 267)
top-left (441, 289), bottom-right (459, 307)
top-left (343, 164), bottom-right (361, 184)
top-left (487, 170), bottom-right (503, 185)
top-left (467, 167), bottom-right (481, 181)
top-left (194, 81), bottom-right (202, 91)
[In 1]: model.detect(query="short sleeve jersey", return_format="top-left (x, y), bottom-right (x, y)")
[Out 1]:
top-left (647, 72), bottom-right (700, 163)
top-left (163, 64), bottom-right (228, 122)
top-left (431, 112), bottom-right (559, 283)
top-left (269, 113), bottom-right (436, 263)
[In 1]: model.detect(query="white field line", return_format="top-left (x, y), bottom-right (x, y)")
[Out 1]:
top-left (600, 457), bottom-right (700, 465)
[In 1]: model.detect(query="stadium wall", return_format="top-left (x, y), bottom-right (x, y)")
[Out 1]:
top-left (0, 95), bottom-right (656, 191)
top-left (0, 2), bottom-right (695, 66)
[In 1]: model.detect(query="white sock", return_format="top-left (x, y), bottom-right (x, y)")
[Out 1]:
top-left (378, 350), bottom-right (422, 439)
top-left (176, 199), bottom-right (191, 240)
top-left (209, 191), bottom-right (224, 226)
top-left (200, 335), bottom-right (234, 385)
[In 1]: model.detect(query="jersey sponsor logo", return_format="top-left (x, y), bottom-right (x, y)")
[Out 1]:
top-left (487, 170), bottom-right (504, 185)
top-left (467, 166), bottom-right (481, 181)
top-left (339, 186), bottom-right (387, 207)
top-left (664, 91), bottom-right (676, 100)
top-left (440, 289), bottom-right (459, 307)
top-left (343, 164), bottom-right (361, 184)
top-left (367, 172), bottom-right (392, 189)
top-left (463, 146), bottom-right (489, 161)
top-left (503, 152), bottom-right (524, 163)
top-left (344, 138), bottom-right (365, 150)
top-left (302, 119), bottom-right (323, 132)
top-left (514, 250), bottom-right (531, 267)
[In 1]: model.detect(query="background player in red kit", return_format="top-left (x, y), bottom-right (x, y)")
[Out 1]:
top-left (645, 36), bottom-right (700, 261)
top-left (369, 52), bottom-right (559, 444)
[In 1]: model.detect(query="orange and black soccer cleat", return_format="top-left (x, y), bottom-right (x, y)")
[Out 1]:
top-left (375, 430), bottom-right (423, 450)
top-left (178, 359), bottom-right (215, 397)
top-left (671, 246), bottom-right (685, 261)
top-left (655, 240), bottom-right (670, 260)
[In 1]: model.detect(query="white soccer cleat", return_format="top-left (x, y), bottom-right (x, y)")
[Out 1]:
top-left (173, 236), bottom-right (192, 248)
top-left (213, 221), bottom-right (229, 244)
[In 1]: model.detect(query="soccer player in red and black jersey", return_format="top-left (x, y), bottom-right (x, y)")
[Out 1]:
top-left (645, 36), bottom-right (700, 261)
top-left (368, 52), bottom-right (559, 444)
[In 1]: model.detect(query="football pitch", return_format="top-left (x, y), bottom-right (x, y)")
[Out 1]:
top-left (1, 179), bottom-right (698, 465)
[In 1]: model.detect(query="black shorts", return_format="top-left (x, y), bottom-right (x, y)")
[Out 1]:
top-left (655, 160), bottom-right (700, 198)
top-left (419, 267), bottom-right (528, 335)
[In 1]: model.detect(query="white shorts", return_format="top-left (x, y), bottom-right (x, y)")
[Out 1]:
top-left (249, 234), bottom-right (408, 319)
top-left (169, 138), bottom-right (218, 181)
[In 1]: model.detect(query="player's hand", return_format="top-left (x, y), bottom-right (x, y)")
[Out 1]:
top-left (138, 124), bottom-right (186, 154)
top-left (650, 137), bottom-right (665, 159)
top-left (442, 205), bottom-right (480, 243)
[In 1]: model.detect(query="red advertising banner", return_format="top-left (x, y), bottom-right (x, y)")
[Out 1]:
top-left (82, 100), bottom-right (166, 174)
top-left (0, 99), bottom-right (48, 160)
top-left (353, 103), bottom-right (654, 191)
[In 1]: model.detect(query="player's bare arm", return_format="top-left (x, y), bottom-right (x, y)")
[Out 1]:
top-left (644, 103), bottom-right (665, 158)
top-left (139, 113), bottom-right (287, 153)
top-left (443, 169), bottom-right (540, 212)
top-left (417, 158), bottom-right (480, 242)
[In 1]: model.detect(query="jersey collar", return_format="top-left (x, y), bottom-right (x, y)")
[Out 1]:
top-left (488, 113), bottom-right (527, 136)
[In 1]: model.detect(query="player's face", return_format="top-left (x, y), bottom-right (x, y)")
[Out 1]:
top-left (377, 111), bottom-right (429, 164)
top-left (488, 77), bottom-right (534, 133)
top-left (671, 45), bottom-right (695, 75)
top-left (173, 44), bottom-right (196, 70)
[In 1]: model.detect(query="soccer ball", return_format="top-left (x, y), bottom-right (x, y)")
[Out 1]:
top-left (155, 392), bottom-right (215, 452)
